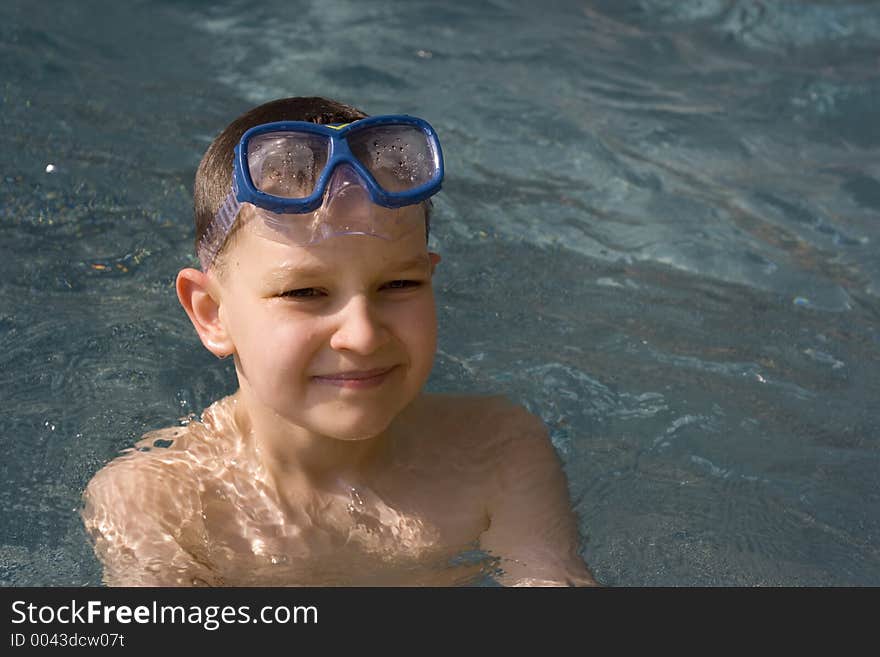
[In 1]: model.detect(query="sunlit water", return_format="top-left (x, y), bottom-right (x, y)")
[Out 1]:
top-left (1, 0), bottom-right (878, 586)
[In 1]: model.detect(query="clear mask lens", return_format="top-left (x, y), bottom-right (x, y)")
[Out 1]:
top-left (247, 132), bottom-right (330, 199)
top-left (347, 124), bottom-right (438, 192)
top-left (247, 124), bottom-right (436, 200)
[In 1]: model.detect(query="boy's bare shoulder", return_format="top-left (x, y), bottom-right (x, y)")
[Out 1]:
top-left (81, 422), bottom-right (224, 586)
top-left (86, 394), bottom-right (240, 499)
top-left (414, 392), bottom-right (548, 449)
top-left (82, 422), bottom-right (212, 522)
top-left (422, 391), bottom-right (543, 422)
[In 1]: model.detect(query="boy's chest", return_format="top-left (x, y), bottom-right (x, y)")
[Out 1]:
top-left (193, 469), bottom-right (491, 585)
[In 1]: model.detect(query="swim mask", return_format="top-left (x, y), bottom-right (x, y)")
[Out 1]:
top-left (197, 114), bottom-right (444, 270)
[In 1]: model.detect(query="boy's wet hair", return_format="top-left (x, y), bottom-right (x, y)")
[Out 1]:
top-left (193, 96), bottom-right (432, 275)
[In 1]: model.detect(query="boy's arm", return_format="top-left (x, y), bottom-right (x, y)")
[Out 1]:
top-left (81, 452), bottom-right (218, 587)
top-left (479, 404), bottom-right (597, 587)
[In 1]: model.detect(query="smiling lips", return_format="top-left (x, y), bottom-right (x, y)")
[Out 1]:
top-left (311, 366), bottom-right (397, 389)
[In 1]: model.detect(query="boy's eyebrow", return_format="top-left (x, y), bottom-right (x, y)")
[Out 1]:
top-left (384, 254), bottom-right (431, 272)
top-left (262, 255), bottom-right (429, 284)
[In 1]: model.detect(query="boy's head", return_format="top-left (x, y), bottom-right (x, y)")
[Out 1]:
top-left (193, 96), bottom-right (434, 277)
top-left (178, 97), bottom-right (442, 441)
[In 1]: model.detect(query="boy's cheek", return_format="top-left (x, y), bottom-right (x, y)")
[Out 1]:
top-left (408, 302), bottom-right (438, 355)
top-left (235, 321), bottom-right (314, 367)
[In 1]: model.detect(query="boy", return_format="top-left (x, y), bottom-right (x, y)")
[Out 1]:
top-left (81, 97), bottom-right (597, 587)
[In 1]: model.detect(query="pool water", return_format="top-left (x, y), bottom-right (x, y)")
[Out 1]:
top-left (1, 0), bottom-right (878, 586)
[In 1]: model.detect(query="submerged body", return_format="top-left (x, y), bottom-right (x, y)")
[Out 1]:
top-left (82, 392), bottom-right (595, 586)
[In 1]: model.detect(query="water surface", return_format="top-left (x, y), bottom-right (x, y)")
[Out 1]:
top-left (1, 0), bottom-right (878, 585)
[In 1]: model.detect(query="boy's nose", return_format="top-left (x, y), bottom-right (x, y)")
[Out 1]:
top-left (329, 295), bottom-right (390, 355)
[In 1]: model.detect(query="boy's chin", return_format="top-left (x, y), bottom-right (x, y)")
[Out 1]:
top-left (315, 420), bottom-right (393, 443)
top-left (298, 407), bottom-right (399, 442)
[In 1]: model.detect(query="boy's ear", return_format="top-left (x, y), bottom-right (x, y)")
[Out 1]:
top-left (428, 251), bottom-right (441, 274)
top-left (176, 268), bottom-right (234, 358)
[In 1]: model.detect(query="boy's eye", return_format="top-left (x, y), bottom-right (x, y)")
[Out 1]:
top-left (279, 287), bottom-right (325, 299)
top-left (277, 281), bottom-right (421, 299)
top-left (381, 280), bottom-right (421, 290)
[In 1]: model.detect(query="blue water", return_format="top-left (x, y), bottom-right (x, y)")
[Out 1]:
top-left (1, 0), bottom-right (878, 585)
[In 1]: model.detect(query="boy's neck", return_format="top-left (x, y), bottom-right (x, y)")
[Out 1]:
top-left (227, 387), bottom-right (395, 494)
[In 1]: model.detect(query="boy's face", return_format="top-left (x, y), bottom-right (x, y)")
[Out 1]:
top-left (213, 206), bottom-right (439, 441)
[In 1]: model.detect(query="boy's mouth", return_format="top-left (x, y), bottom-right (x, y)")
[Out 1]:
top-left (311, 366), bottom-right (397, 389)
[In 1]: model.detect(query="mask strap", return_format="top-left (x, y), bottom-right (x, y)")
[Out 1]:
top-left (198, 185), bottom-right (242, 270)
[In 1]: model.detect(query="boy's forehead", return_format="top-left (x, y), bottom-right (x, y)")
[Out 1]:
top-left (228, 215), bottom-right (430, 280)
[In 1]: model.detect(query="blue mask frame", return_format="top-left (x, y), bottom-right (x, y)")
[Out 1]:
top-left (232, 114), bottom-right (444, 214)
